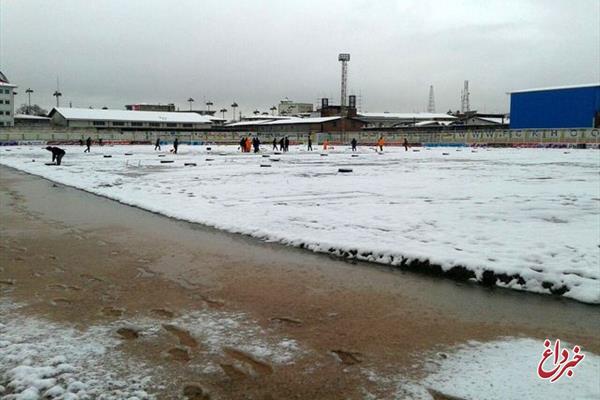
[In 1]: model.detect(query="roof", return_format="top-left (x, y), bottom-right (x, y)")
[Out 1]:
top-left (508, 83), bottom-right (600, 94)
top-left (357, 112), bottom-right (457, 120)
top-left (475, 117), bottom-right (509, 124)
top-left (0, 81), bottom-right (17, 88)
top-left (50, 107), bottom-right (213, 123)
top-left (15, 114), bottom-right (51, 120)
top-left (226, 116), bottom-right (341, 127)
top-left (412, 120), bottom-right (454, 127)
top-left (263, 116), bottom-right (340, 125)
top-left (226, 119), bottom-right (274, 127)
top-left (243, 115), bottom-right (290, 120)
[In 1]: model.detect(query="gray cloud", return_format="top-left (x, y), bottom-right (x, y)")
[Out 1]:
top-left (1, 0), bottom-right (598, 116)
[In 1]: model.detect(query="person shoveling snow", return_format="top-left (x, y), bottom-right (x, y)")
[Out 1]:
top-left (45, 146), bottom-right (66, 166)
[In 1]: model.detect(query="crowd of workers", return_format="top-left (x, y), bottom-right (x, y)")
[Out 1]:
top-left (45, 136), bottom-right (410, 165)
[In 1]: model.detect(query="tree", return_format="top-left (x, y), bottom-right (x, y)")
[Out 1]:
top-left (16, 104), bottom-right (48, 116)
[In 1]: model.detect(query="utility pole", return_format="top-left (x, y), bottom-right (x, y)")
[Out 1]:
top-left (188, 97), bottom-right (194, 111)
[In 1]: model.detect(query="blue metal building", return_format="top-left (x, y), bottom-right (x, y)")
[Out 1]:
top-left (509, 84), bottom-right (600, 129)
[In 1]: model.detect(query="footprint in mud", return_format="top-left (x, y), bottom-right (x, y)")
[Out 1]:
top-left (80, 273), bottom-right (104, 283)
top-left (101, 306), bottom-right (124, 317)
top-left (220, 363), bottom-right (249, 380)
top-left (48, 283), bottom-right (81, 291)
top-left (428, 389), bottom-right (465, 400)
top-left (152, 308), bottom-right (175, 318)
top-left (163, 324), bottom-right (198, 348)
top-left (182, 383), bottom-right (210, 400)
top-left (224, 348), bottom-right (273, 376)
top-left (331, 349), bottom-right (363, 365)
top-left (270, 316), bottom-right (302, 326)
top-left (167, 347), bottom-right (191, 362)
top-left (116, 327), bottom-right (140, 340)
top-left (51, 298), bottom-right (72, 306)
top-left (200, 296), bottom-right (225, 308)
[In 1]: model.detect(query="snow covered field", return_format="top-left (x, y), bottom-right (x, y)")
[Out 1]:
top-left (392, 337), bottom-right (600, 400)
top-left (1, 144), bottom-right (598, 303)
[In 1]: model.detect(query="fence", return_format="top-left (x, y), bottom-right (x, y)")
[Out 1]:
top-left (0, 127), bottom-right (598, 147)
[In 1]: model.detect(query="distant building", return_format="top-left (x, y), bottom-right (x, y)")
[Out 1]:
top-left (509, 83), bottom-right (600, 129)
top-left (14, 114), bottom-right (51, 127)
top-left (225, 116), bottom-right (364, 134)
top-left (355, 112), bottom-right (457, 128)
top-left (125, 103), bottom-right (176, 112)
top-left (278, 99), bottom-right (313, 116)
top-left (49, 107), bottom-right (213, 130)
top-left (0, 71), bottom-right (16, 127)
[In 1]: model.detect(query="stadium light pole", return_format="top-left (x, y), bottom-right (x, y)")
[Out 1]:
top-left (53, 90), bottom-right (62, 107)
top-left (220, 108), bottom-right (227, 120)
top-left (25, 88), bottom-right (34, 114)
top-left (231, 102), bottom-right (238, 121)
top-left (206, 101), bottom-right (213, 111)
top-left (188, 97), bottom-right (194, 111)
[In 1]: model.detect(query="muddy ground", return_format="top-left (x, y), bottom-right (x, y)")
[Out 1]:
top-left (1, 166), bottom-right (598, 399)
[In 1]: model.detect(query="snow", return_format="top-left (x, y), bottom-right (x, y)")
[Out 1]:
top-left (14, 114), bottom-right (50, 120)
top-left (1, 145), bottom-right (598, 303)
top-left (0, 298), bottom-right (303, 399)
top-left (0, 300), bottom-right (157, 399)
top-left (357, 112), bottom-right (457, 120)
top-left (508, 83), bottom-right (600, 94)
top-left (225, 116), bottom-right (340, 127)
top-left (392, 337), bottom-right (600, 400)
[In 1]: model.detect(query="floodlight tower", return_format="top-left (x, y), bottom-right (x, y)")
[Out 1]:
top-left (427, 85), bottom-right (436, 113)
top-left (461, 80), bottom-right (470, 113)
top-left (338, 53), bottom-right (350, 115)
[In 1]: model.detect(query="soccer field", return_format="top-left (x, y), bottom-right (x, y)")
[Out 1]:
top-left (1, 144), bottom-right (598, 303)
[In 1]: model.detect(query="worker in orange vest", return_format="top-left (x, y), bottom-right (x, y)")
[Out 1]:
top-left (245, 136), bottom-right (252, 152)
top-left (377, 136), bottom-right (384, 152)
top-left (323, 138), bottom-right (329, 151)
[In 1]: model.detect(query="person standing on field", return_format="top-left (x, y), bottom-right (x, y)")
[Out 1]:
top-left (84, 137), bottom-right (92, 153)
top-left (403, 138), bottom-right (409, 151)
top-left (377, 136), bottom-right (384, 152)
top-left (173, 137), bottom-right (179, 154)
top-left (323, 138), bottom-right (329, 151)
top-left (351, 138), bottom-right (357, 151)
top-left (307, 136), bottom-right (313, 151)
top-left (155, 138), bottom-right (161, 151)
top-left (284, 136), bottom-right (290, 152)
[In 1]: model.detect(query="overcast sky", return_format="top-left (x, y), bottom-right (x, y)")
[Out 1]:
top-left (0, 0), bottom-right (598, 116)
